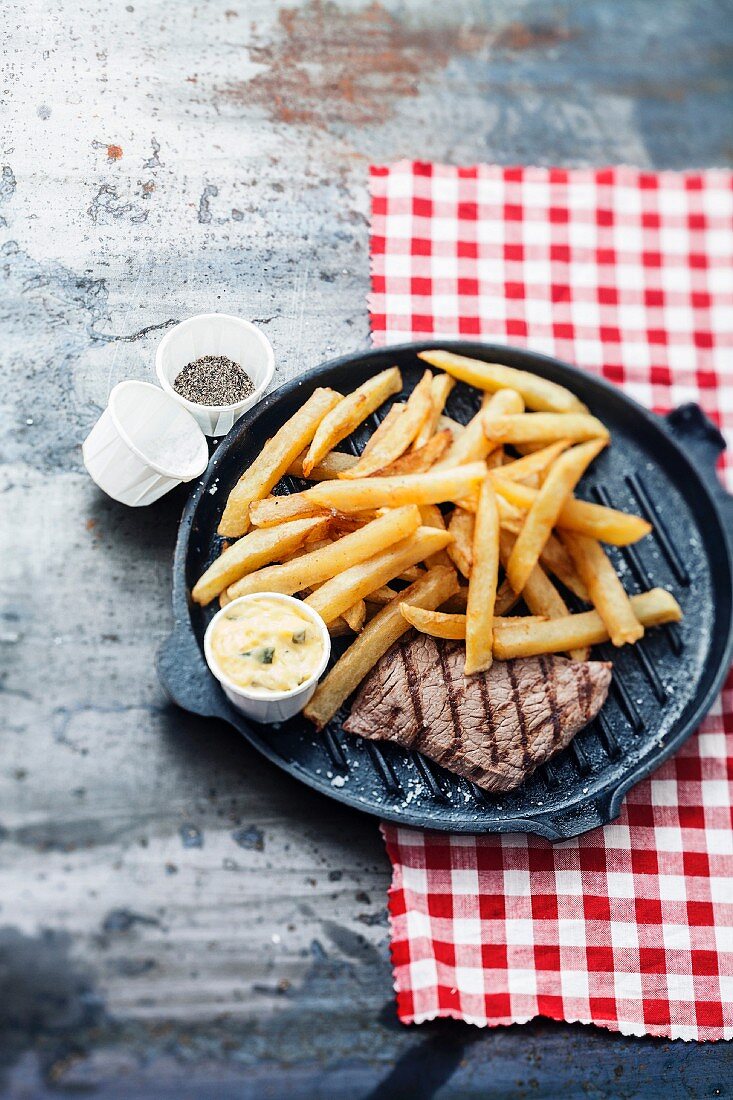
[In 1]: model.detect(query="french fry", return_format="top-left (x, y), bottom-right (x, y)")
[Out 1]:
top-left (486, 446), bottom-right (505, 471)
top-left (227, 506), bottom-right (420, 600)
top-left (303, 566), bottom-right (459, 729)
top-left (373, 429), bottom-right (452, 476)
top-left (249, 500), bottom-right (380, 532)
top-left (465, 476), bottom-right (500, 674)
top-left (560, 531), bottom-right (644, 646)
top-left (249, 494), bottom-right (331, 528)
top-left (363, 565), bottom-right (425, 585)
top-left (538, 533), bottom-right (590, 601)
top-left (361, 403), bottom-right (403, 458)
top-left (505, 440), bottom-right (605, 594)
top-left (300, 571), bottom-right (418, 606)
top-left (434, 410), bottom-right (489, 469)
top-left (219, 589), bottom-right (232, 608)
top-left (192, 515), bottom-right (332, 605)
top-left (482, 388), bottom-right (525, 430)
top-left (287, 450), bottom-right (358, 481)
top-left (400, 566), bottom-right (425, 583)
top-left (435, 389), bottom-right (523, 471)
top-left (305, 463), bottom-right (487, 513)
top-left (305, 527), bottom-right (453, 623)
top-left (492, 477), bottom-right (652, 546)
top-left (328, 617), bottom-right (352, 638)
top-left (492, 440), bottom-right (571, 483)
top-left (218, 387), bottom-right (342, 537)
top-left (521, 561), bottom-right (572, 619)
top-left (413, 373), bottom-right (456, 448)
top-left (326, 514), bottom-right (373, 537)
top-left (340, 370), bottom-right (434, 478)
top-left (419, 504), bottom-right (453, 569)
top-left (419, 503), bottom-right (446, 529)
top-left (524, 566), bottom-right (589, 662)
top-left (402, 589), bottom-right (677, 655)
top-left (418, 349), bottom-right (588, 414)
top-left (513, 441), bottom-right (550, 455)
top-left (437, 414), bottom-right (464, 435)
top-left (495, 578), bottom-right (520, 615)
top-left (484, 412), bottom-right (609, 446)
top-left (496, 494), bottom-right (526, 531)
top-left (499, 529), bottom-right (587, 660)
top-left (399, 604), bottom-right (547, 640)
top-left (302, 367), bottom-right (401, 476)
top-left (280, 536), bottom-right (333, 563)
top-left (364, 583), bottom-right (400, 605)
top-left (400, 605), bottom-right (465, 639)
top-left (493, 589), bottom-right (681, 659)
top-left (385, 367), bottom-right (434, 440)
top-left (342, 599), bottom-right (367, 633)
top-left (447, 507), bottom-right (474, 577)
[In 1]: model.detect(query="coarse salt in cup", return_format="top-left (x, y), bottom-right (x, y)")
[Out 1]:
top-left (82, 380), bottom-right (209, 506)
top-left (204, 593), bottom-right (331, 724)
top-left (156, 313), bottom-right (275, 437)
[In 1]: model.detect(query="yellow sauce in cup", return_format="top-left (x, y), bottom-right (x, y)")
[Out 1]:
top-left (209, 596), bottom-right (323, 693)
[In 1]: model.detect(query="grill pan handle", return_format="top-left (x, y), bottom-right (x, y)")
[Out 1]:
top-left (528, 799), bottom-right (617, 841)
top-left (156, 624), bottom-right (230, 721)
top-left (539, 787), bottom-right (643, 840)
top-left (664, 403), bottom-right (733, 538)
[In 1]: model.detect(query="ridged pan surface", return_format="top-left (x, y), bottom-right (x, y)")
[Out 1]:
top-left (157, 342), bottom-right (733, 840)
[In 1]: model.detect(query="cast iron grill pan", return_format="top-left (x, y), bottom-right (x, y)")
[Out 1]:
top-left (157, 342), bottom-right (733, 839)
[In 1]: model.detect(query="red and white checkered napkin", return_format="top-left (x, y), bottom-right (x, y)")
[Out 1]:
top-left (369, 162), bottom-right (733, 1040)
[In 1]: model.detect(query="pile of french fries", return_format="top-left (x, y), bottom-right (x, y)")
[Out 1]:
top-left (193, 349), bottom-right (683, 730)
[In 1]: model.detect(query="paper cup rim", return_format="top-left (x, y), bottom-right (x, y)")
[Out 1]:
top-left (155, 314), bottom-right (275, 414)
top-left (203, 593), bottom-right (331, 702)
top-left (108, 380), bottom-right (209, 481)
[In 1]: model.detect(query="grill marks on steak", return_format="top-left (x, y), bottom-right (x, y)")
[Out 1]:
top-left (342, 635), bottom-right (612, 792)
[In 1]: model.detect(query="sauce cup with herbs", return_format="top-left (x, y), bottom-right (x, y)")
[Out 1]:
top-left (204, 593), bottom-right (331, 723)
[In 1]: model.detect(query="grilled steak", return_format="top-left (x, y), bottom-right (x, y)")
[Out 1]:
top-left (343, 635), bottom-right (612, 792)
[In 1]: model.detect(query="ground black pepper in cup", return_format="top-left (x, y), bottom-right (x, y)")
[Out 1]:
top-left (173, 355), bottom-right (255, 406)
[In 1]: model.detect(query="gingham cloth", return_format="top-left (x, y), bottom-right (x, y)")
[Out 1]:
top-left (369, 162), bottom-right (733, 1040)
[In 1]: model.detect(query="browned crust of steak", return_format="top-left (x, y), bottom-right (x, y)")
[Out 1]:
top-left (342, 635), bottom-right (612, 792)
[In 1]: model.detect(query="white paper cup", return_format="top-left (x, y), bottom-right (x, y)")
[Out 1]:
top-left (82, 380), bottom-right (209, 506)
top-left (204, 594), bottom-right (331, 724)
top-left (156, 314), bottom-right (275, 437)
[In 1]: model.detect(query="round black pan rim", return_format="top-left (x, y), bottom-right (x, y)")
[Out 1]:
top-left (159, 340), bottom-right (733, 840)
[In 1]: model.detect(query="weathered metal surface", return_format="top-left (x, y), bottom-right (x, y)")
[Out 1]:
top-left (1, 0), bottom-right (732, 1095)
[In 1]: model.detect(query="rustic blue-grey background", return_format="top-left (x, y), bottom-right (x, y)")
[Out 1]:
top-left (1, 1), bottom-right (732, 1096)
